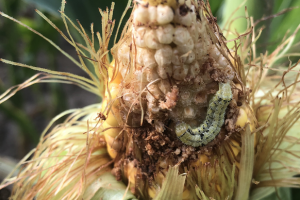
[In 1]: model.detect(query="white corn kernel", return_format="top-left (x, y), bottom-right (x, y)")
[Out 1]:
top-left (148, 6), bottom-right (157, 24)
top-left (134, 27), bottom-right (147, 48)
top-left (173, 26), bottom-right (192, 45)
top-left (147, 83), bottom-right (163, 100)
top-left (155, 45), bottom-right (173, 67)
top-left (173, 65), bottom-right (189, 80)
top-left (174, 7), bottom-right (192, 27)
top-left (181, 51), bottom-right (195, 64)
top-left (189, 61), bottom-right (200, 78)
top-left (218, 56), bottom-right (228, 67)
top-left (210, 45), bottom-right (221, 60)
top-left (156, 24), bottom-right (174, 44)
top-left (136, 48), bottom-right (157, 69)
top-left (146, 67), bottom-right (160, 82)
top-left (188, 23), bottom-right (199, 42)
top-left (134, 68), bottom-right (147, 84)
top-left (133, 5), bottom-right (149, 24)
top-left (177, 38), bottom-right (194, 54)
top-left (143, 49), bottom-right (157, 69)
top-left (157, 5), bottom-right (174, 25)
top-left (190, 5), bottom-right (197, 23)
top-left (158, 79), bottom-right (171, 94)
top-left (157, 64), bottom-right (173, 79)
top-left (172, 48), bottom-right (181, 65)
top-left (173, 26), bottom-right (194, 53)
top-left (145, 29), bottom-right (163, 49)
top-left (195, 42), bottom-right (208, 60)
top-left (186, 0), bottom-right (192, 7)
top-left (224, 65), bottom-right (235, 80)
top-left (178, 0), bottom-right (185, 5)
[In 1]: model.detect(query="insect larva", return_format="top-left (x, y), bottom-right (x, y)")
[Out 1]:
top-left (175, 82), bottom-right (232, 147)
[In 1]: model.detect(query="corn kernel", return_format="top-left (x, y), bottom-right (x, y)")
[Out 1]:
top-left (145, 29), bottom-right (163, 49)
top-left (107, 142), bottom-right (117, 159)
top-left (174, 7), bottom-right (193, 27)
top-left (125, 161), bottom-right (138, 185)
top-left (134, 27), bottom-right (147, 48)
top-left (148, 6), bottom-right (157, 24)
top-left (155, 45), bottom-right (173, 67)
top-left (236, 108), bottom-right (248, 128)
top-left (173, 64), bottom-right (189, 80)
top-left (191, 154), bottom-right (210, 167)
top-left (133, 4), bottom-right (149, 24)
top-left (102, 121), bottom-right (121, 138)
top-left (106, 106), bottom-right (122, 127)
top-left (157, 5), bottom-right (174, 25)
top-left (104, 132), bottom-right (122, 150)
top-left (108, 60), bottom-right (122, 84)
top-left (156, 24), bottom-right (174, 44)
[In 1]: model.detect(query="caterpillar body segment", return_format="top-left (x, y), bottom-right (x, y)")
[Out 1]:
top-left (175, 82), bottom-right (232, 147)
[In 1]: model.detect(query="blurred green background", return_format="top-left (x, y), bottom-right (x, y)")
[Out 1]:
top-left (0, 0), bottom-right (299, 199)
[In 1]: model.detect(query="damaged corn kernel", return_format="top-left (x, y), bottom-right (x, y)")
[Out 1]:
top-left (107, 0), bottom-right (255, 199)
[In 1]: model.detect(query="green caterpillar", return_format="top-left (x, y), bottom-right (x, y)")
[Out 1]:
top-left (175, 82), bottom-right (232, 147)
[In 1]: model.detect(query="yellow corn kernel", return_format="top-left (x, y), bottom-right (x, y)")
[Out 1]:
top-left (236, 105), bottom-right (256, 132)
top-left (102, 121), bottom-right (122, 138)
top-left (104, 133), bottom-right (121, 151)
top-left (191, 154), bottom-right (210, 167)
top-left (101, 105), bottom-right (122, 127)
top-left (108, 59), bottom-right (122, 84)
top-left (236, 107), bottom-right (248, 128)
top-left (234, 104), bottom-right (257, 169)
top-left (104, 83), bottom-right (120, 108)
top-left (101, 85), bottom-right (122, 127)
top-left (106, 141), bottom-right (117, 159)
top-left (125, 161), bottom-right (138, 185)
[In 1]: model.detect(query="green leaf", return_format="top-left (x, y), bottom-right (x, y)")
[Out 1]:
top-left (260, 187), bottom-right (292, 200)
top-left (24, 0), bottom-right (61, 16)
top-left (269, 0), bottom-right (300, 53)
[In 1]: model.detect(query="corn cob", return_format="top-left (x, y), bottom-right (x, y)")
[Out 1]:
top-left (1, 0), bottom-right (300, 199)
top-left (101, 0), bottom-right (257, 198)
